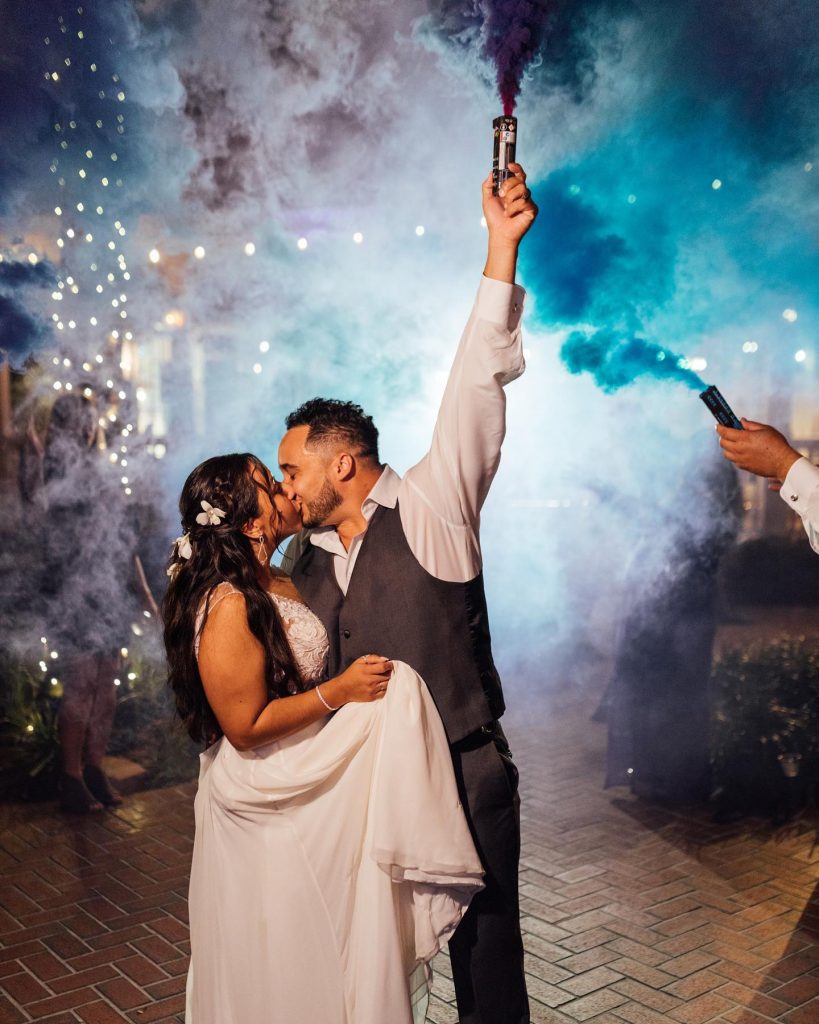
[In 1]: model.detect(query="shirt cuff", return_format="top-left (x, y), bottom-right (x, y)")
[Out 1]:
top-left (780, 457), bottom-right (819, 515)
top-left (477, 275), bottom-right (526, 331)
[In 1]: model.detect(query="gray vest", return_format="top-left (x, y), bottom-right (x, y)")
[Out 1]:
top-left (291, 503), bottom-right (505, 744)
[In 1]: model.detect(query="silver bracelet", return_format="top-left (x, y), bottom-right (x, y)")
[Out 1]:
top-left (315, 684), bottom-right (338, 712)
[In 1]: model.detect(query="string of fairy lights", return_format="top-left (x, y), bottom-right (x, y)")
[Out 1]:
top-left (42, 8), bottom-right (138, 484)
top-left (30, 6), bottom-right (150, 703)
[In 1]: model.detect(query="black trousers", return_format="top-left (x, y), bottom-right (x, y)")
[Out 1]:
top-left (448, 722), bottom-right (529, 1024)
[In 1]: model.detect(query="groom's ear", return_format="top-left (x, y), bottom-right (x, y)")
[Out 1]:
top-left (333, 452), bottom-right (356, 482)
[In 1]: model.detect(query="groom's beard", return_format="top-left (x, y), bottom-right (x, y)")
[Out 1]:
top-left (301, 478), bottom-right (342, 530)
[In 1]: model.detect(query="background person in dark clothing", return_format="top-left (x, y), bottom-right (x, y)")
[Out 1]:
top-left (605, 441), bottom-right (741, 804)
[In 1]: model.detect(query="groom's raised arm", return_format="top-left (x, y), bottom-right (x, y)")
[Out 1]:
top-left (401, 164), bottom-right (538, 581)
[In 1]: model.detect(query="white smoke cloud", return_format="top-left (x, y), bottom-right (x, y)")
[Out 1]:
top-left (2, 0), bottom-right (816, 692)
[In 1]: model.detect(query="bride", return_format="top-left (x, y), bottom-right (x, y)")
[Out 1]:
top-left (162, 452), bottom-right (483, 1024)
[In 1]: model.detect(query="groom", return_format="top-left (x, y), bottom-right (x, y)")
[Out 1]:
top-left (279, 164), bottom-right (537, 1024)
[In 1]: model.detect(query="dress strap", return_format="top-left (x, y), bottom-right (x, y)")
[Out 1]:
top-left (206, 581), bottom-right (241, 614)
top-left (194, 582), bottom-right (242, 658)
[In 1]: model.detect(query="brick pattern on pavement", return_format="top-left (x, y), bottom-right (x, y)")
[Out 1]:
top-left (2, 691), bottom-right (818, 1023)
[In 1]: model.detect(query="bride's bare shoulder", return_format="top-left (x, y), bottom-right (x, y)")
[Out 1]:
top-left (198, 589), bottom-right (257, 665)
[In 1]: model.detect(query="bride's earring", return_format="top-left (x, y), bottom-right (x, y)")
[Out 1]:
top-left (255, 535), bottom-right (268, 565)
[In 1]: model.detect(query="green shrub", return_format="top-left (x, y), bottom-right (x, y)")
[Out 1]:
top-left (711, 636), bottom-right (819, 819)
top-left (0, 642), bottom-right (198, 801)
top-left (0, 654), bottom-right (62, 800)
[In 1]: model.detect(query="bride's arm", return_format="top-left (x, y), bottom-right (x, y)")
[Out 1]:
top-left (198, 594), bottom-right (391, 750)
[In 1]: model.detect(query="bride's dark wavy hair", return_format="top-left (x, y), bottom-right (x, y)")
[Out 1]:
top-left (162, 453), bottom-right (304, 744)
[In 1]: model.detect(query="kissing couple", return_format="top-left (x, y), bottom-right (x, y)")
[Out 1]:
top-left (163, 164), bottom-right (538, 1024)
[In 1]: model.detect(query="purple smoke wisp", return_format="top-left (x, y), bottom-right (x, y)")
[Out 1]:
top-left (485, 0), bottom-right (552, 114)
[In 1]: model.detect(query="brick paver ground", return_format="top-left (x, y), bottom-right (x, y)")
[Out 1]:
top-left (2, 675), bottom-right (818, 1023)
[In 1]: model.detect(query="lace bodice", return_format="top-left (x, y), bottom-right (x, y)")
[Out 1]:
top-left (195, 583), bottom-right (328, 685)
top-left (269, 593), bottom-right (329, 685)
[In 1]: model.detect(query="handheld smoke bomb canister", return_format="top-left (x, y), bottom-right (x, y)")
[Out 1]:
top-left (699, 385), bottom-right (744, 429)
top-left (492, 115), bottom-right (517, 195)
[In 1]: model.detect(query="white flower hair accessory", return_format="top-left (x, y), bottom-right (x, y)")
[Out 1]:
top-left (175, 533), bottom-right (192, 560)
top-left (166, 532), bottom-right (192, 580)
top-left (196, 500), bottom-right (226, 527)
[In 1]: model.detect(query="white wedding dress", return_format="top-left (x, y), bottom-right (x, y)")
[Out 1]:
top-left (185, 585), bottom-right (484, 1024)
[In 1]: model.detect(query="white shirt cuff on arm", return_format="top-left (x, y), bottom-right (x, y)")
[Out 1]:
top-left (780, 457), bottom-right (819, 516)
top-left (477, 275), bottom-right (526, 331)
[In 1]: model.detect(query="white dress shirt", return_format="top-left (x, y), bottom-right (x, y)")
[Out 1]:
top-left (780, 456), bottom-right (819, 555)
top-left (295, 275), bottom-right (526, 593)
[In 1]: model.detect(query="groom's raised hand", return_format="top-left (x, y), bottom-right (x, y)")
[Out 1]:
top-left (483, 163), bottom-right (537, 243)
top-left (482, 162), bottom-right (538, 284)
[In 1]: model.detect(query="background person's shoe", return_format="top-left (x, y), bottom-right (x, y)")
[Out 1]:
top-left (60, 772), bottom-right (104, 813)
top-left (83, 764), bottom-right (123, 806)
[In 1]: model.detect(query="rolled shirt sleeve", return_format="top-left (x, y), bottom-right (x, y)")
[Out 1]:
top-left (780, 457), bottom-right (819, 555)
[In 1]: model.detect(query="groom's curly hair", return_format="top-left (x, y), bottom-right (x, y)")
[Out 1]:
top-left (285, 398), bottom-right (380, 465)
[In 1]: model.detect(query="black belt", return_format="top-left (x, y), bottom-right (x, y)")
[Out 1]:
top-left (452, 721), bottom-right (500, 752)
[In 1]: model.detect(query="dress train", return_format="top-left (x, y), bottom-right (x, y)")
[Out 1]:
top-left (185, 661), bottom-right (483, 1024)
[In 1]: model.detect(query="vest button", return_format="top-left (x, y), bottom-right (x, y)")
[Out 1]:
top-left (343, 629), bottom-right (351, 639)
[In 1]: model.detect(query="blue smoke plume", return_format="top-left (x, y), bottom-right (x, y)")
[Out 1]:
top-left (427, 0), bottom-right (819, 401)
top-left (561, 329), bottom-right (705, 393)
